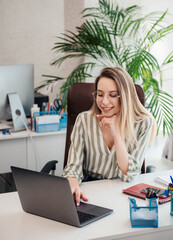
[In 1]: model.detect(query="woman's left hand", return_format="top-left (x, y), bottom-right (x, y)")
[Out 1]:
top-left (97, 113), bottom-right (128, 174)
top-left (97, 114), bottom-right (120, 134)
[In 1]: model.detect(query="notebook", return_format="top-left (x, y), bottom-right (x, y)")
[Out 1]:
top-left (122, 183), bottom-right (171, 204)
top-left (11, 166), bottom-right (113, 227)
top-left (154, 175), bottom-right (171, 186)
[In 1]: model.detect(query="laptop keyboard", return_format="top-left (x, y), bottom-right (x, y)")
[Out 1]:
top-left (77, 211), bottom-right (96, 224)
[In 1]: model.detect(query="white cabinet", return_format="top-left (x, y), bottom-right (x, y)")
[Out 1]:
top-left (0, 130), bottom-right (66, 175)
top-left (0, 138), bottom-right (27, 172)
top-left (27, 131), bottom-right (66, 176)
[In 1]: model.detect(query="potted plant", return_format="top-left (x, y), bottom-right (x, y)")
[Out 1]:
top-left (36, 0), bottom-right (173, 135)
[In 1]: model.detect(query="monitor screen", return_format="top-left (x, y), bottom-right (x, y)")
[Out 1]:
top-left (0, 64), bottom-right (34, 121)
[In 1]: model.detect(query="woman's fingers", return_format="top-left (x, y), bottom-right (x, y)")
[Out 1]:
top-left (75, 188), bottom-right (89, 206)
top-left (81, 192), bottom-right (89, 202)
top-left (67, 177), bottom-right (88, 206)
top-left (98, 114), bottom-right (118, 128)
top-left (75, 190), bottom-right (81, 206)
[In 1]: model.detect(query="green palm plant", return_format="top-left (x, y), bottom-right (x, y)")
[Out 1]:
top-left (37, 0), bottom-right (173, 135)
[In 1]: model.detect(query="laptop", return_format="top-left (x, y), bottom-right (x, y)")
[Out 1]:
top-left (11, 166), bottom-right (113, 227)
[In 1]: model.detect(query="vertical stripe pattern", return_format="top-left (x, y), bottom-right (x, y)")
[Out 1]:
top-left (62, 111), bottom-right (153, 183)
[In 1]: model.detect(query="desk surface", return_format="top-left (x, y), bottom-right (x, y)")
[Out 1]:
top-left (1, 170), bottom-right (173, 240)
top-left (0, 128), bottom-right (66, 140)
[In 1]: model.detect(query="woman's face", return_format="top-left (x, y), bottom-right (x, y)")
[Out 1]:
top-left (96, 77), bottom-right (121, 117)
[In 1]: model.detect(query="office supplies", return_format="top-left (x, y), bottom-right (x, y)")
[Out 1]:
top-left (53, 96), bottom-right (62, 113)
top-left (141, 187), bottom-right (165, 198)
top-left (170, 176), bottom-right (173, 184)
top-left (30, 104), bottom-right (40, 131)
top-left (33, 111), bottom-right (60, 133)
top-left (129, 198), bottom-right (158, 228)
top-left (50, 103), bottom-right (53, 111)
top-left (0, 123), bottom-right (12, 131)
top-left (2, 128), bottom-right (11, 135)
top-left (164, 181), bottom-right (173, 216)
top-left (154, 175), bottom-right (172, 186)
top-left (145, 188), bottom-right (158, 206)
top-left (59, 111), bottom-right (67, 129)
top-left (11, 166), bottom-right (113, 227)
top-left (42, 102), bottom-right (48, 111)
top-left (171, 192), bottom-right (173, 216)
top-left (122, 183), bottom-right (171, 204)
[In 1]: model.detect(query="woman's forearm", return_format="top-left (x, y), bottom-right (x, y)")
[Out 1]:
top-left (113, 134), bottom-right (129, 175)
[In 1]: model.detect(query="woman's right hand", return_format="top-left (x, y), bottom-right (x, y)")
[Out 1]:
top-left (67, 177), bottom-right (88, 206)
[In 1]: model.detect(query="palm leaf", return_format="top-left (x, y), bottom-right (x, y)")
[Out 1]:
top-left (141, 10), bottom-right (167, 44)
top-left (34, 75), bottom-right (64, 92)
top-left (125, 46), bottom-right (160, 81)
top-left (163, 51), bottom-right (173, 65)
top-left (146, 88), bottom-right (173, 134)
top-left (36, 0), bottom-right (173, 136)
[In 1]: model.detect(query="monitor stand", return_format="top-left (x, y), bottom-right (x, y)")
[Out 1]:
top-left (8, 92), bottom-right (28, 131)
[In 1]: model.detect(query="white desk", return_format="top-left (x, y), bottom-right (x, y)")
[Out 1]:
top-left (0, 129), bottom-right (66, 176)
top-left (0, 170), bottom-right (173, 240)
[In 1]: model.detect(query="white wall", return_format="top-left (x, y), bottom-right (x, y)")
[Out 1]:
top-left (1, 0), bottom-right (172, 98)
top-left (0, 0), bottom-right (64, 90)
top-left (0, 0), bottom-right (84, 101)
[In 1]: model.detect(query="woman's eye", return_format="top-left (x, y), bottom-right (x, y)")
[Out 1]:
top-left (110, 94), bottom-right (118, 98)
top-left (98, 94), bottom-right (104, 97)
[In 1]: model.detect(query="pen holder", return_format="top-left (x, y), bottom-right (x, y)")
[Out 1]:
top-left (59, 112), bottom-right (67, 130)
top-left (129, 197), bottom-right (158, 228)
top-left (171, 192), bottom-right (173, 216)
top-left (164, 184), bottom-right (173, 216)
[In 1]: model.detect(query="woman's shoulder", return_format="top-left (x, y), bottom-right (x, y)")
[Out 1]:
top-left (136, 116), bottom-right (154, 130)
top-left (76, 110), bottom-right (94, 122)
top-left (77, 110), bottom-right (93, 118)
top-left (142, 116), bottom-right (153, 126)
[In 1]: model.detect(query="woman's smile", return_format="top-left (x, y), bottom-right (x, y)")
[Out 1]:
top-left (101, 106), bottom-right (114, 113)
top-left (97, 77), bottom-right (120, 116)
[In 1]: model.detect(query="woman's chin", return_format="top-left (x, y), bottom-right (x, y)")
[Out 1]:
top-left (101, 109), bottom-right (119, 117)
top-left (101, 111), bottom-right (115, 117)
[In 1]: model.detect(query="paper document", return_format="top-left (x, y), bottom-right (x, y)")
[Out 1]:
top-left (0, 123), bottom-right (12, 130)
top-left (154, 175), bottom-right (171, 186)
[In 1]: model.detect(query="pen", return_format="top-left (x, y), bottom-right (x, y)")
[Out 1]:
top-left (170, 176), bottom-right (173, 184)
top-left (47, 102), bottom-right (50, 111)
top-left (50, 103), bottom-right (53, 111)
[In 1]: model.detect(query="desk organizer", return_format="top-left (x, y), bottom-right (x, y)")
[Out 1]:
top-left (59, 112), bottom-right (67, 129)
top-left (33, 111), bottom-right (60, 133)
top-left (129, 197), bottom-right (158, 228)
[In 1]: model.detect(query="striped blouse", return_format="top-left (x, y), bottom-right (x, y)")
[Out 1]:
top-left (62, 110), bottom-right (153, 183)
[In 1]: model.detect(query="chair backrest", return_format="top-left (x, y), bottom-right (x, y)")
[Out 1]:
top-left (64, 82), bottom-right (145, 173)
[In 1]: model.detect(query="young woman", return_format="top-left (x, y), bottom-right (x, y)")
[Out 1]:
top-left (62, 67), bottom-right (156, 205)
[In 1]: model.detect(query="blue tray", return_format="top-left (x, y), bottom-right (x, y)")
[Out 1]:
top-left (129, 198), bottom-right (158, 228)
top-left (33, 111), bottom-right (60, 133)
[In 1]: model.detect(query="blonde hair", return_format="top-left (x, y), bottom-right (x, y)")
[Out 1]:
top-left (91, 67), bottom-right (156, 145)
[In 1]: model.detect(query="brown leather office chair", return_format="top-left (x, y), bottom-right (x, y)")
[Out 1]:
top-left (64, 82), bottom-right (145, 174)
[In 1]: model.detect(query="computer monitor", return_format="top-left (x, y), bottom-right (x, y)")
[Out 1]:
top-left (0, 64), bottom-right (34, 129)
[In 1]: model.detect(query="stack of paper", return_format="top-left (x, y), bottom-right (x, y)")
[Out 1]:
top-left (154, 175), bottom-right (171, 186)
top-left (0, 123), bottom-right (12, 130)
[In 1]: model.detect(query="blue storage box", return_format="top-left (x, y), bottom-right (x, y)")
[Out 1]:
top-left (36, 122), bottom-right (60, 133)
top-left (33, 111), bottom-right (60, 133)
top-left (129, 198), bottom-right (158, 228)
top-left (59, 112), bottom-right (67, 130)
